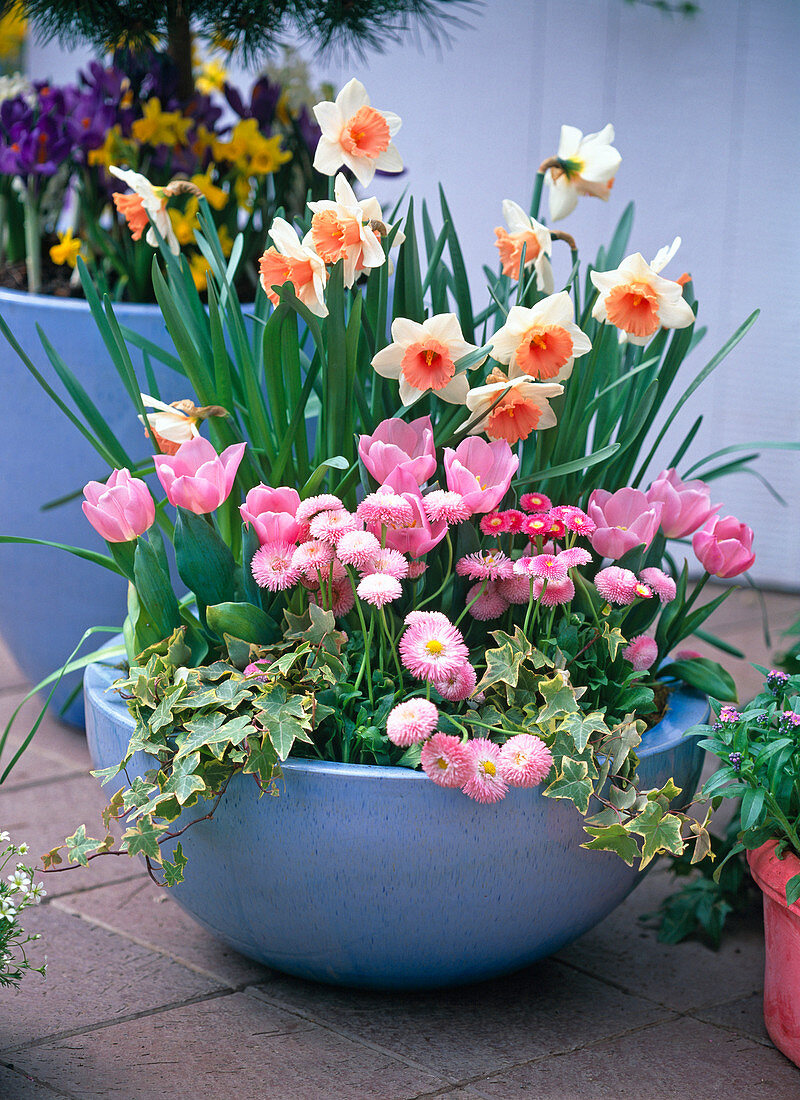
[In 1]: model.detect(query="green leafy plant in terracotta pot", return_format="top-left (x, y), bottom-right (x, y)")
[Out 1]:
top-left (692, 670), bottom-right (800, 1066)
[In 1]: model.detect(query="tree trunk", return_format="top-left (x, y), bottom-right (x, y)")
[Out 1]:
top-left (166, 1), bottom-right (194, 105)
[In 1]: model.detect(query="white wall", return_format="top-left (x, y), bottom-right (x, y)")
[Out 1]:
top-left (29, 0), bottom-right (800, 587)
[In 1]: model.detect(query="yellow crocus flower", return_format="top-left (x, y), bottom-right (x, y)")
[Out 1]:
top-left (169, 199), bottom-right (200, 247)
top-left (133, 98), bottom-right (193, 148)
top-left (190, 170), bottom-right (228, 211)
top-left (188, 253), bottom-right (212, 292)
top-left (196, 60), bottom-right (227, 96)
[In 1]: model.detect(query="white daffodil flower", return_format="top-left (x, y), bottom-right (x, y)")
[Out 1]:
top-left (494, 200), bottom-right (554, 293)
top-left (259, 217), bottom-right (329, 317)
top-left (490, 292), bottom-right (592, 384)
top-left (545, 124), bottom-right (621, 221)
top-left (372, 313), bottom-right (485, 406)
top-left (590, 249), bottom-right (695, 346)
top-left (312, 78), bottom-right (403, 186)
top-left (109, 165), bottom-right (180, 255)
top-left (465, 371), bottom-right (564, 445)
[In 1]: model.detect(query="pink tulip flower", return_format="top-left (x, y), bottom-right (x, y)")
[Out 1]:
top-left (154, 436), bottom-right (246, 515)
top-left (82, 468), bottom-right (155, 543)
top-left (358, 416), bottom-right (436, 485)
top-left (375, 467), bottom-right (448, 558)
top-left (443, 437), bottom-right (519, 515)
top-left (646, 468), bottom-right (719, 539)
top-left (587, 488), bottom-right (663, 560)
top-left (240, 485), bottom-right (303, 545)
top-left (692, 515), bottom-right (755, 578)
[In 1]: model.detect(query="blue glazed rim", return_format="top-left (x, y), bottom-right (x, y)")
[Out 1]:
top-left (86, 652), bottom-right (709, 784)
top-left (0, 285), bottom-right (165, 317)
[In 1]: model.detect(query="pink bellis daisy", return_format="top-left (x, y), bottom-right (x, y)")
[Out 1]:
top-left (467, 580), bottom-right (510, 620)
top-left (498, 734), bottom-right (553, 787)
top-left (622, 635), bottom-right (659, 671)
top-left (462, 739), bottom-right (508, 804)
top-left (498, 574), bottom-right (533, 604)
top-left (386, 698), bottom-right (439, 747)
top-left (309, 507), bottom-right (360, 544)
top-left (407, 560), bottom-right (428, 579)
top-left (421, 733), bottom-right (472, 788)
top-left (399, 614), bottom-right (469, 682)
top-left (480, 511), bottom-right (509, 536)
top-left (291, 539), bottom-right (336, 579)
top-left (433, 661), bottom-right (477, 702)
top-left (638, 567), bottom-right (677, 603)
top-left (534, 576), bottom-right (575, 606)
top-left (456, 548), bottom-right (514, 581)
top-left (503, 509), bottom-right (526, 533)
top-left (295, 493), bottom-right (344, 525)
top-left (357, 490), bottom-right (415, 529)
top-left (423, 490), bottom-right (471, 525)
top-left (529, 553), bottom-right (568, 582)
top-left (594, 566), bottom-right (639, 605)
top-left (359, 547), bottom-right (409, 579)
top-left (520, 491), bottom-right (552, 512)
top-left (336, 529), bottom-right (382, 568)
top-left (558, 546), bottom-right (593, 568)
top-left (251, 542), bottom-right (302, 591)
top-left (357, 573), bottom-right (403, 608)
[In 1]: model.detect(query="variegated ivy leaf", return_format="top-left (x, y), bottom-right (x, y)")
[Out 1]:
top-left (162, 842), bottom-right (188, 887)
top-left (101, 789), bottom-right (125, 830)
top-left (41, 846), bottom-right (63, 870)
top-left (174, 713), bottom-right (255, 761)
top-left (605, 715), bottom-right (645, 775)
top-left (558, 710), bottom-right (609, 753)
top-left (122, 775), bottom-right (154, 813)
top-left (121, 817), bottom-right (163, 862)
top-left (630, 801), bottom-right (685, 868)
top-left (162, 752), bottom-right (208, 804)
top-left (475, 627), bottom-right (534, 695)
top-left (582, 824), bottom-right (640, 866)
top-left (544, 757), bottom-right (594, 814)
top-left (149, 683), bottom-right (187, 734)
top-left (602, 622), bottom-right (627, 661)
top-left (538, 671), bottom-right (580, 723)
top-left (243, 735), bottom-right (279, 788)
top-left (646, 777), bottom-right (683, 806)
top-left (65, 824), bottom-right (102, 867)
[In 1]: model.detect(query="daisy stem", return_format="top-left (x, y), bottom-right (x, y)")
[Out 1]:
top-left (454, 579), bottom-right (487, 628)
top-left (416, 531), bottom-right (453, 610)
top-left (380, 608), bottom-right (404, 686)
top-left (348, 574), bottom-right (374, 705)
top-left (573, 570), bottom-right (603, 630)
top-left (523, 578), bottom-right (536, 638)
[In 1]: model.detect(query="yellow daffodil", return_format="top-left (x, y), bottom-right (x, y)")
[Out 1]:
top-left (132, 98), bottom-right (192, 148)
top-left (0, 2), bottom-right (25, 62)
top-left (169, 199), bottom-right (200, 247)
top-left (190, 170), bottom-right (228, 211)
top-left (49, 229), bottom-right (83, 269)
top-left (196, 59), bottom-right (227, 96)
top-left (191, 125), bottom-right (217, 160)
top-left (234, 174), bottom-right (253, 211)
top-left (218, 225), bottom-right (234, 258)
top-left (188, 254), bottom-right (212, 292)
top-left (249, 134), bottom-right (291, 176)
top-left (87, 125), bottom-right (127, 170)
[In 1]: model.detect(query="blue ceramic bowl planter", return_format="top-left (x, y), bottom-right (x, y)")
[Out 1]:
top-left (0, 289), bottom-right (171, 725)
top-left (85, 656), bottom-right (706, 990)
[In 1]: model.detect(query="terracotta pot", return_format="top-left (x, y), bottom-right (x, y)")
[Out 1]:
top-left (747, 839), bottom-right (800, 1066)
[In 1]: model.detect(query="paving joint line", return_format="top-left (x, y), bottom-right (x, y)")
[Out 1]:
top-left (3, 769), bottom-right (89, 794)
top-left (50, 893), bottom-right (267, 988)
top-left (37, 870), bottom-right (146, 900)
top-left (0, 986), bottom-right (246, 1055)
top-left (0, 1060), bottom-right (80, 1099)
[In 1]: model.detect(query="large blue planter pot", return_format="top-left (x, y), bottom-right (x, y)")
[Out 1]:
top-left (84, 657), bottom-right (707, 990)
top-left (0, 289), bottom-right (171, 725)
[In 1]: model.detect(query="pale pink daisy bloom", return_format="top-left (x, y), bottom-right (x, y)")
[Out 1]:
top-left (291, 539), bottom-right (336, 578)
top-left (462, 739), bottom-right (508, 804)
top-left (594, 565), bottom-right (639, 605)
top-left (357, 573), bottom-right (403, 608)
top-left (433, 660), bottom-right (477, 702)
top-left (309, 507), bottom-right (360, 544)
top-left (639, 567), bottom-right (677, 603)
top-left (423, 490), bottom-right (471, 525)
top-left (480, 511), bottom-right (509, 536)
top-left (407, 560), bottom-right (428, 579)
top-left (359, 547), bottom-right (409, 579)
top-left (356, 490), bottom-right (414, 529)
top-left (251, 542), bottom-right (302, 591)
top-left (530, 553), bottom-right (568, 582)
top-left (404, 610), bottom-right (452, 630)
top-left (498, 733), bottom-right (553, 787)
top-left (386, 698), bottom-right (439, 747)
top-left (533, 576), bottom-right (575, 606)
top-left (467, 580), bottom-right (510, 620)
top-left (337, 529), bottom-right (382, 568)
top-left (622, 635), bottom-right (659, 671)
top-left (520, 491), bottom-right (552, 512)
top-left (399, 616), bottom-right (469, 681)
top-left (421, 732), bottom-right (471, 787)
top-left (456, 548), bottom-right (515, 581)
top-left (558, 546), bottom-right (593, 568)
top-left (295, 494), bottom-right (344, 525)
top-left (513, 555), bottom-right (535, 577)
top-left (498, 574), bottom-right (533, 605)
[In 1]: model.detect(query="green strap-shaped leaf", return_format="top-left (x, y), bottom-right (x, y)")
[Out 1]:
top-left (174, 508), bottom-right (237, 609)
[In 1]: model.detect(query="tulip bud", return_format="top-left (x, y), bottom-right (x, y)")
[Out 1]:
top-left (692, 515), bottom-right (755, 579)
top-left (154, 437), bottom-right (246, 515)
top-left (82, 468), bottom-right (155, 543)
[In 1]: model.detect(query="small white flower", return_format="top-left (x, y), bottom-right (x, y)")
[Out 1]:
top-left (0, 831), bottom-right (10, 844)
top-left (8, 870), bottom-right (30, 893)
top-left (30, 882), bottom-right (47, 903)
top-left (16, 842), bottom-right (28, 855)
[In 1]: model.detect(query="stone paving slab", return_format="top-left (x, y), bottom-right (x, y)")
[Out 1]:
top-left (9, 991), bottom-right (449, 1100)
top-left (0, 693), bottom-right (91, 773)
top-left (694, 990), bottom-right (771, 1046)
top-left (0, 1065), bottom-right (68, 1099)
top-left (0, 633), bottom-right (27, 693)
top-left (555, 866), bottom-right (765, 1013)
top-left (0, 905), bottom-right (223, 1052)
top-left (2, 772), bottom-right (138, 898)
top-left (52, 877), bottom-right (272, 989)
top-left (248, 959), bottom-right (674, 1081)
top-left (467, 1015), bottom-right (800, 1099)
